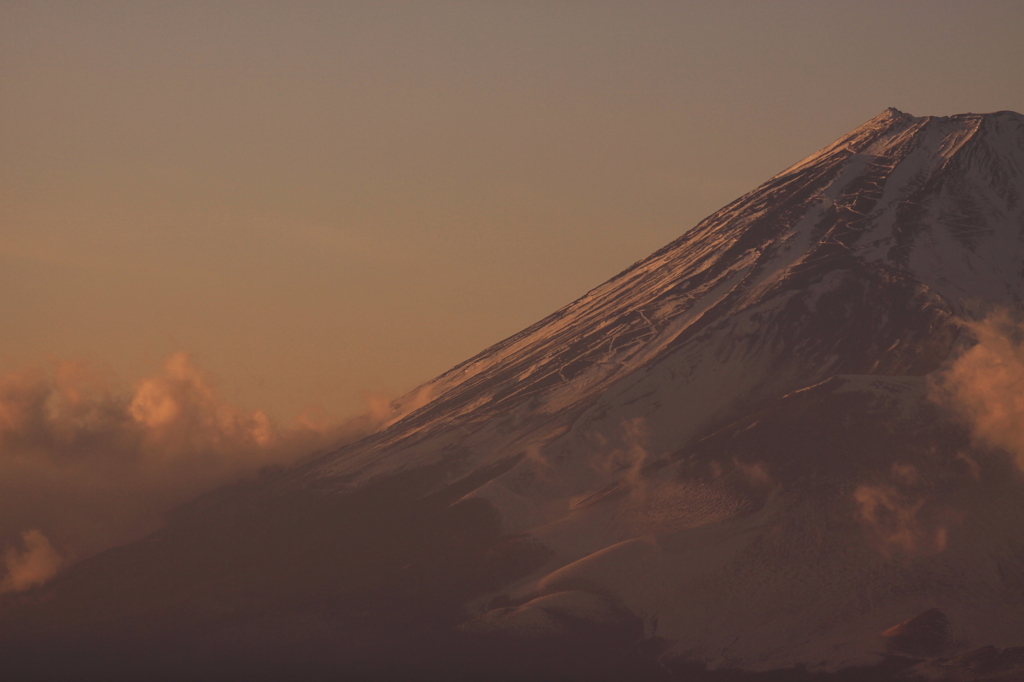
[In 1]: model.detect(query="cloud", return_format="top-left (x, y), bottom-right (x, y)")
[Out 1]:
top-left (853, 464), bottom-right (953, 557)
top-left (732, 459), bottom-right (773, 488)
top-left (589, 418), bottom-right (651, 492)
top-left (380, 383), bottom-right (435, 427)
top-left (930, 310), bottom-right (1024, 472)
top-left (1, 530), bottom-right (62, 594)
top-left (852, 310), bottom-right (1024, 558)
top-left (0, 353), bottom-right (395, 591)
top-left (854, 484), bottom-right (938, 556)
top-left (523, 442), bottom-right (552, 478)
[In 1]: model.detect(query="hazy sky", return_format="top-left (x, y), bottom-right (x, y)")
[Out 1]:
top-left (3, 1), bottom-right (1023, 422)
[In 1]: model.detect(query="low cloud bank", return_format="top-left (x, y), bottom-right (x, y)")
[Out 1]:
top-left (0, 353), bottom-right (398, 592)
top-left (930, 311), bottom-right (1024, 472)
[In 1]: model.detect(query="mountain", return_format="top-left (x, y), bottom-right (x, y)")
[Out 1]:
top-left (297, 107), bottom-right (1021, 494)
top-left (4, 109), bottom-right (1024, 681)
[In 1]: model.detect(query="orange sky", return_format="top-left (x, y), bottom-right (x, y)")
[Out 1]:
top-left (3, 1), bottom-right (1023, 422)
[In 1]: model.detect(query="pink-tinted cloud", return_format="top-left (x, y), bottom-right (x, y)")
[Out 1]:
top-left (1, 530), bottom-right (62, 594)
top-left (853, 464), bottom-right (954, 557)
top-left (592, 417), bottom-right (650, 480)
top-left (931, 311), bottom-right (1024, 472)
top-left (732, 459), bottom-right (773, 488)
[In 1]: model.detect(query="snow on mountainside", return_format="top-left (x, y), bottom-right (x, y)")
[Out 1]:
top-left (300, 108), bottom-right (1023, 490)
top-left (283, 108), bottom-right (1024, 671)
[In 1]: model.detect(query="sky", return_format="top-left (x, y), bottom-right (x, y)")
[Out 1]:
top-left (3, 0), bottom-right (1024, 424)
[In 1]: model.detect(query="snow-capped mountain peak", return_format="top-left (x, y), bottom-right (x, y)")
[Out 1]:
top-left (303, 110), bottom-right (1024, 493)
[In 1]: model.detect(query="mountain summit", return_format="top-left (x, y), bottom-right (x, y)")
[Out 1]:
top-left (6, 110), bottom-right (1024, 680)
